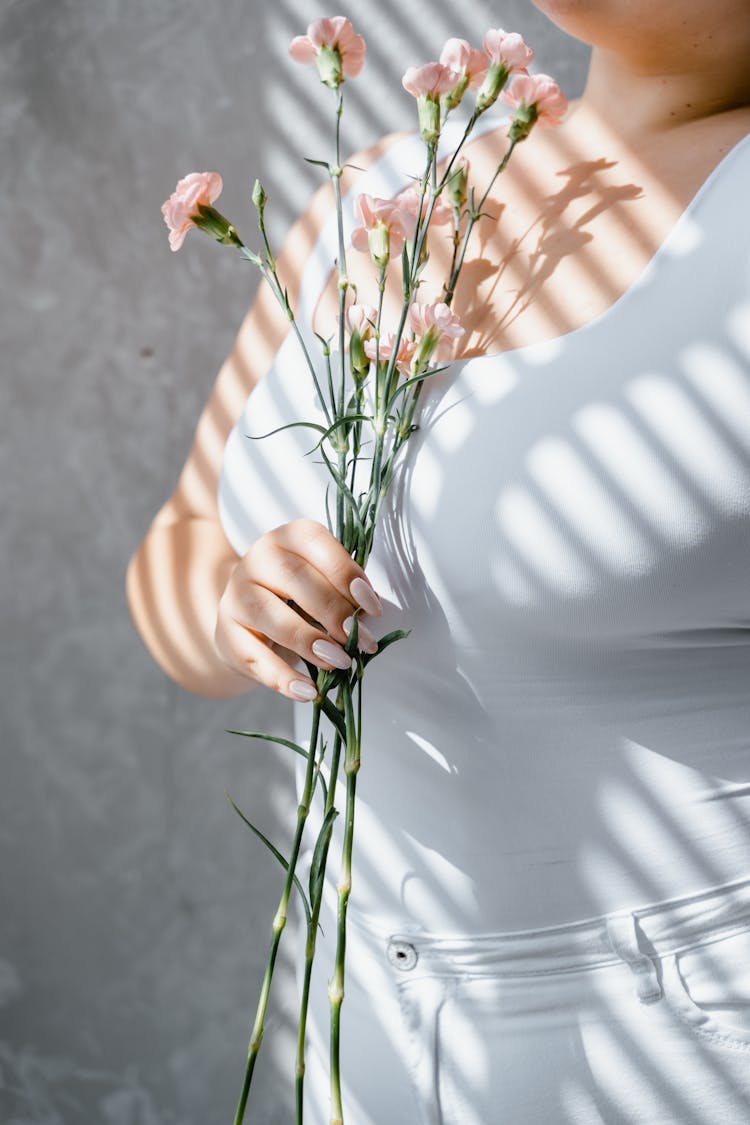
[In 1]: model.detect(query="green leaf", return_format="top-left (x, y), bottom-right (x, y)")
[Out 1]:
top-left (385, 368), bottom-right (446, 413)
top-left (225, 729), bottom-right (312, 760)
top-left (320, 695), bottom-right (347, 742)
top-left (324, 483), bottom-right (334, 535)
top-left (225, 791), bottom-right (312, 926)
top-left (343, 608), bottom-right (360, 656)
top-left (361, 628), bottom-right (411, 666)
top-left (318, 447), bottom-right (367, 537)
top-left (308, 807), bottom-right (339, 905)
top-left (314, 330), bottom-right (333, 355)
top-left (303, 157), bottom-right (332, 170)
top-left (244, 420), bottom-right (327, 441)
top-left (312, 413), bottom-right (373, 452)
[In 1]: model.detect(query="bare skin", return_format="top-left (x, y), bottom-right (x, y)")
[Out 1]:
top-left (126, 5), bottom-right (750, 700)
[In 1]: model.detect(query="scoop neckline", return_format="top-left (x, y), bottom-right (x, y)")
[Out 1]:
top-left (457, 128), bottom-right (750, 368)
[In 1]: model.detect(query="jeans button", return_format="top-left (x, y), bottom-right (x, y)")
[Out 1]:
top-left (387, 939), bottom-right (418, 971)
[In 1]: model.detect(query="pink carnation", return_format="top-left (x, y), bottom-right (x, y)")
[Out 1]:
top-left (439, 38), bottom-right (487, 89)
top-left (410, 301), bottom-right (465, 360)
top-left (410, 300), bottom-right (464, 337)
top-left (346, 303), bottom-right (378, 336)
top-left (500, 73), bottom-right (568, 126)
top-left (351, 194), bottom-right (409, 259)
top-left (161, 171), bottom-right (223, 252)
top-left (363, 333), bottom-right (415, 373)
top-left (393, 184), bottom-right (453, 235)
top-left (402, 61), bottom-right (462, 99)
top-left (482, 28), bottom-right (534, 73)
top-left (289, 16), bottom-right (366, 79)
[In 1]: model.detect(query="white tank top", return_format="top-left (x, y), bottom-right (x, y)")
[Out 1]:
top-left (218, 125), bottom-right (750, 932)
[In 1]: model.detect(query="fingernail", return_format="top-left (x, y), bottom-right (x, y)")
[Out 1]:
top-left (350, 577), bottom-right (383, 617)
top-left (343, 616), bottom-right (378, 655)
top-left (289, 679), bottom-right (318, 702)
top-left (312, 639), bottom-right (353, 671)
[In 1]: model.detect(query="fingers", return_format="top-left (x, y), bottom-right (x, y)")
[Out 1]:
top-left (266, 520), bottom-right (383, 618)
top-left (215, 519), bottom-right (384, 700)
top-left (215, 617), bottom-right (320, 703)
top-left (244, 537), bottom-right (379, 652)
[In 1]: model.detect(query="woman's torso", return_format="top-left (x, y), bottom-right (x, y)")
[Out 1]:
top-left (218, 115), bottom-right (750, 932)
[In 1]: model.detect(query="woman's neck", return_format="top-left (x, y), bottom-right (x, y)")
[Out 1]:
top-left (579, 46), bottom-right (750, 141)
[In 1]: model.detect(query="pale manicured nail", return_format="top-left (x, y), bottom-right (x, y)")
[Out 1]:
top-left (312, 639), bottom-right (353, 671)
top-left (343, 616), bottom-right (378, 654)
top-left (350, 577), bottom-right (382, 617)
top-left (289, 679), bottom-right (318, 702)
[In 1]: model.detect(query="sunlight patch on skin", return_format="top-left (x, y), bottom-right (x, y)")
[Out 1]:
top-left (572, 402), bottom-right (702, 545)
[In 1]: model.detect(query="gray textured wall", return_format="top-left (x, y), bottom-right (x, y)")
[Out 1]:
top-left (1, 2), bottom-right (589, 1121)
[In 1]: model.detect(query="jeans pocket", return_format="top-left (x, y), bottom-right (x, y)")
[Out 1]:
top-left (660, 922), bottom-right (750, 1050)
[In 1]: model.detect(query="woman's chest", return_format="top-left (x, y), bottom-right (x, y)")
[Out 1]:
top-left (374, 294), bottom-right (750, 649)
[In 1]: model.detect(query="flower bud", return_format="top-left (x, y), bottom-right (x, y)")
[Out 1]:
top-left (252, 178), bottom-right (266, 214)
top-left (192, 203), bottom-right (243, 247)
top-left (315, 43), bottom-right (344, 88)
top-left (475, 62), bottom-right (509, 114)
top-left (442, 74), bottom-right (469, 113)
top-left (417, 95), bottom-right (441, 144)
top-left (411, 326), bottom-right (440, 374)
top-left (445, 159), bottom-right (469, 209)
top-left (508, 101), bottom-right (539, 144)
top-left (349, 327), bottom-right (370, 381)
top-left (367, 223), bottom-right (391, 269)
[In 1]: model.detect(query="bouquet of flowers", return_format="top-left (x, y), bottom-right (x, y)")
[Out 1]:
top-left (161, 16), bottom-right (566, 1123)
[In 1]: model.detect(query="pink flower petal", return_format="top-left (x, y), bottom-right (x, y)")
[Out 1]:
top-left (161, 171), bottom-right (223, 252)
top-left (483, 28), bottom-right (534, 71)
top-left (402, 61), bottom-right (462, 99)
top-left (500, 73), bottom-right (568, 125)
top-left (289, 36), bottom-right (317, 64)
top-left (439, 38), bottom-right (488, 87)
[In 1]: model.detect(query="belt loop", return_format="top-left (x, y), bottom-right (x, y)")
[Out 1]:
top-left (605, 912), bottom-right (662, 1004)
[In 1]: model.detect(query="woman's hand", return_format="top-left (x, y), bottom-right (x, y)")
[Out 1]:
top-left (214, 519), bottom-right (383, 701)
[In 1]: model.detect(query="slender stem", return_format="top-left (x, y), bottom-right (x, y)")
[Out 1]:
top-left (295, 715), bottom-right (345, 1124)
top-left (237, 246), bottom-right (332, 428)
top-left (233, 701), bottom-right (323, 1125)
top-left (329, 678), bottom-right (360, 1124)
top-left (445, 140), bottom-right (517, 308)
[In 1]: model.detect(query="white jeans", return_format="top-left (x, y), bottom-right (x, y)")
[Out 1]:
top-left (299, 875), bottom-right (750, 1124)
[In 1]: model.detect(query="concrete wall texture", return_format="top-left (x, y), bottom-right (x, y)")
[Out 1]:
top-left (1, 2), bottom-right (589, 1121)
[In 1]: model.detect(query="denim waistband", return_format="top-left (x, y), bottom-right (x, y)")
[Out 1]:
top-left (348, 874), bottom-right (750, 999)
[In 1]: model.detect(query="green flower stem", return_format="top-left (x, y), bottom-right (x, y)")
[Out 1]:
top-left (296, 719), bottom-right (345, 1125)
top-left (434, 113), bottom-right (477, 196)
top-left (443, 140), bottom-right (516, 307)
top-left (237, 245), bottom-right (332, 429)
top-left (329, 678), bottom-right (361, 1124)
top-left (233, 700), bottom-right (324, 1125)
